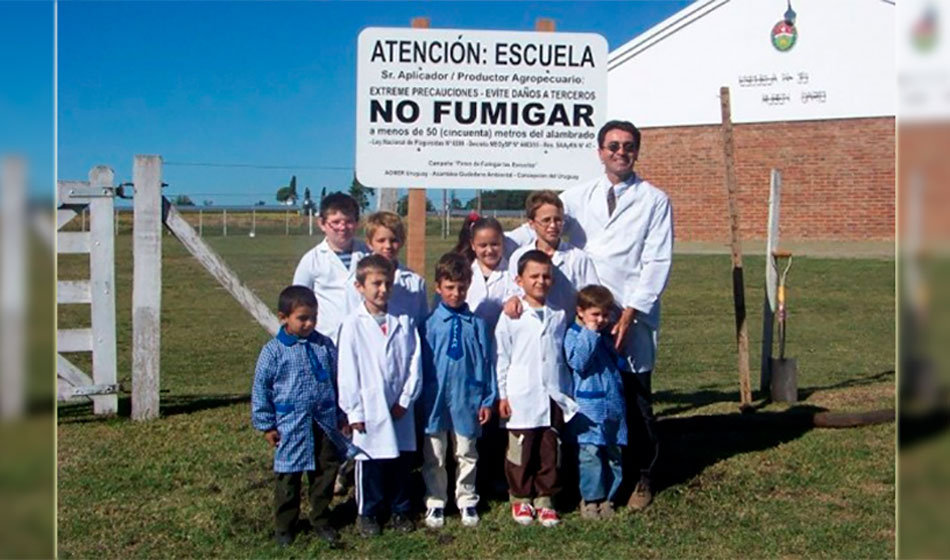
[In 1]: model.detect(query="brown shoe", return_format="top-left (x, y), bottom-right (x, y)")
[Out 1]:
top-left (627, 481), bottom-right (653, 510)
top-left (580, 500), bottom-right (601, 520)
top-left (599, 501), bottom-right (617, 519)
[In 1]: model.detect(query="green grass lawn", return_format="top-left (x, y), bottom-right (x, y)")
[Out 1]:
top-left (57, 231), bottom-right (895, 558)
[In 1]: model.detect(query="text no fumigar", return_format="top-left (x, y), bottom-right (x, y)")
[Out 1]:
top-left (370, 99), bottom-right (595, 127)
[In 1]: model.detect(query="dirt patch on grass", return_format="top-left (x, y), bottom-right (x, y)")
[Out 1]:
top-left (804, 381), bottom-right (894, 411)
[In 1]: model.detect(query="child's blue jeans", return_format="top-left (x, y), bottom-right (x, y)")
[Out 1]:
top-left (578, 443), bottom-right (622, 503)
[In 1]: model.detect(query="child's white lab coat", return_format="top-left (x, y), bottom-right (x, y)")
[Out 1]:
top-left (465, 258), bottom-right (517, 336)
top-left (343, 263), bottom-right (429, 327)
top-left (495, 299), bottom-right (578, 430)
top-left (293, 239), bottom-right (371, 341)
top-left (508, 240), bottom-right (600, 317)
top-left (337, 303), bottom-right (422, 460)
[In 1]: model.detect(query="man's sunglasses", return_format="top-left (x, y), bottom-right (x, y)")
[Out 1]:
top-left (603, 142), bottom-right (637, 154)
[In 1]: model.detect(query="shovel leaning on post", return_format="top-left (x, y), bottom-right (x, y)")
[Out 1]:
top-left (770, 250), bottom-right (798, 403)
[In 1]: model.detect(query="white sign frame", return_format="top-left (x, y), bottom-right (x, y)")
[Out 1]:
top-left (356, 27), bottom-right (608, 190)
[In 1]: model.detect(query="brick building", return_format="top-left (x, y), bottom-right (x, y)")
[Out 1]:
top-left (607, 0), bottom-right (895, 242)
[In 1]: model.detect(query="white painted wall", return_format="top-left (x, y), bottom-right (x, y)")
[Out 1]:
top-left (607, 0), bottom-right (895, 126)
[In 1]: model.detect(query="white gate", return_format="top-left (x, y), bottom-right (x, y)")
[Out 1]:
top-left (57, 166), bottom-right (119, 414)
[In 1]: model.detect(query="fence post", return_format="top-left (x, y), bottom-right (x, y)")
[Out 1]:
top-left (223, 208), bottom-right (228, 236)
top-left (309, 210), bottom-right (313, 236)
top-left (89, 165), bottom-right (118, 415)
top-left (132, 155), bottom-right (162, 420)
top-left (719, 87), bottom-right (753, 408)
top-left (0, 156), bottom-right (26, 419)
top-left (198, 208), bottom-right (203, 237)
top-left (115, 208), bottom-right (119, 236)
top-left (285, 209), bottom-right (290, 236)
top-left (252, 208), bottom-right (256, 236)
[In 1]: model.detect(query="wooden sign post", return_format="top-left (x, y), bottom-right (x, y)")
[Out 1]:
top-left (405, 16), bottom-right (430, 277)
top-left (719, 87), bottom-right (753, 408)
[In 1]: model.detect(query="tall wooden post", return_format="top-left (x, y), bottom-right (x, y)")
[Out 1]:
top-left (719, 87), bottom-right (753, 408)
top-left (0, 156), bottom-right (26, 418)
top-left (406, 16), bottom-right (430, 276)
top-left (132, 155), bottom-right (163, 420)
top-left (535, 17), bottom-right (555, 31)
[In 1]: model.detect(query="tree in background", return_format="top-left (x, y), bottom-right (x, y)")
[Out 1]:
top-left (173, 194), bottom-right (195, 206)
top-left (301, 187), bottom-right (316, 216)
top-left (397, 194), bottom-right (435, 216)
top-left (276, 175), bottom-right (299, 205)
top-left (202, 199), bottom-right (214, 206)
top-left (255, 200), bottom-right (266, 206)
top-left (465, 190), bottom-right (529, 211)
top-left (348, 175), bottom-right (375, 211)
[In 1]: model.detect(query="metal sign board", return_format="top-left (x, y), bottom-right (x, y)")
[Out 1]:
top-left (356, 27), bottom-right (608, 189)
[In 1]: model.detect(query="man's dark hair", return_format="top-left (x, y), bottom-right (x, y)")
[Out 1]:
top-left (278, 285), bottom-right (318, 315)
top-left (576, 284), bottom-right (614, 311)
top-left (356, 253), bottom-right (396, 284)
top-left (517, 249), bottom-right (553, 276)
top-left (319, 192), bottom-right (360, 221)
top-left (435, 252), bottom-right (473, 285)
top-left (597, 120), bottom-right (641, 151)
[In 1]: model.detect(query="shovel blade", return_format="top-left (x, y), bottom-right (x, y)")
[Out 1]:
top-left (769, 357), bottom-right (798, 403)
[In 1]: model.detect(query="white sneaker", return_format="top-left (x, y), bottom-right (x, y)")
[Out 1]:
top-left (424, 507), bottom-right (445, 529)
top-left (461, 506), bottom-right (479, 527)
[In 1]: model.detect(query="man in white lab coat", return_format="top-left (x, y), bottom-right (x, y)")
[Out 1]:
top-left (560, 120), bottom-right (673, 510)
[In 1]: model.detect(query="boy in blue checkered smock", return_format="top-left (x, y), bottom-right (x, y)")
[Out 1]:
top-left (564, 285), bottom-right (627, 520)
top-left (251, 285), bottom-right (349, 547)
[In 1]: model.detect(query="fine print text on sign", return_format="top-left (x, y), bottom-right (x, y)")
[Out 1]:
top-left (356, 27), bottom-right (608, 190)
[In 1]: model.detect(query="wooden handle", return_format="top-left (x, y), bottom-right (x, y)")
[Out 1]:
top-left (772, 250), bottom-right (792, 258)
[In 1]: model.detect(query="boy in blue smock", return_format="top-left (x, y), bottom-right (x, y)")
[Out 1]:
top-left (421, 253), bottom-right (497, 529)
top-left (251, 286), bottom-right (347, 546)
top-left (564, 285), bottom-right (627, 520)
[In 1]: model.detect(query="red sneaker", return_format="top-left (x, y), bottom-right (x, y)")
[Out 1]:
top-left (537, 507), bottom-right (560, 527)
top-left (511, 502), bottom-right (534, 525)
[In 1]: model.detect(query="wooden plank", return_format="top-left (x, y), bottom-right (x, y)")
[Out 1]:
top-left (58, 208), bottom-right (78, 230)
top-left (70, 383), bottom-right (120, 398)
top-left (89, 165), bottom-right (118, 415)
top-left (163, 201), bottom-right (280, 336)
top-left (57, 353), bottom-right (93, 387)
top-left (1, 155), bottom-right (26, 418)
top-left (58, 328), bottom-right (93, 352)
top-left (56, 354), bottom-right (114, 408)
top-left (719, 87), bottom-right (752, 408)
top-left (57, 280), bottom-right (92, 304)
top-left (132, 155), bottom-right (163, 420)
top-left (57, 231), bottom-right (91, 254)
top-left (58, 379), bottom-right (91, 403)
top-left (57, 180), bottom-right (89, 206)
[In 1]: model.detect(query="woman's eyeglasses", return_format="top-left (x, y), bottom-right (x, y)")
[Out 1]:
top-left (604, 142), bottom-right (637, 154)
